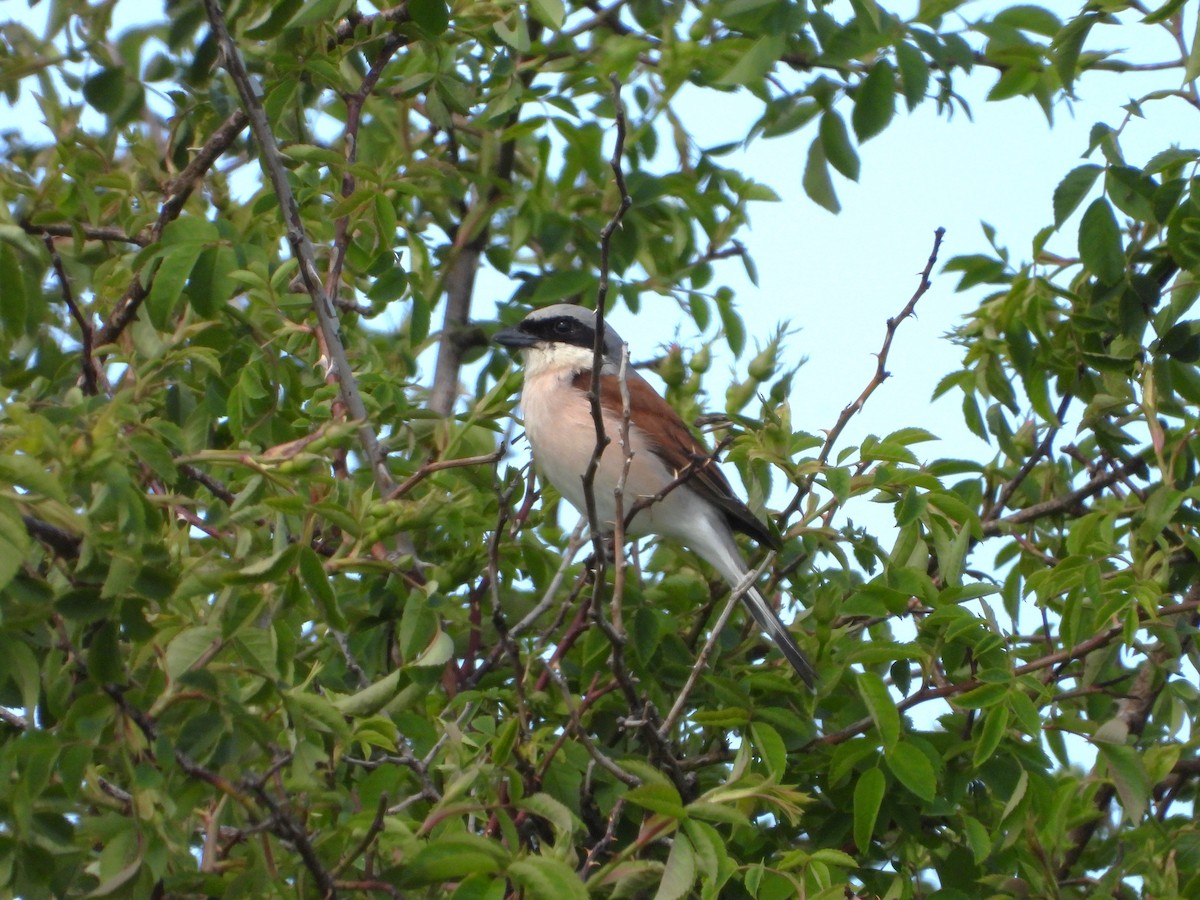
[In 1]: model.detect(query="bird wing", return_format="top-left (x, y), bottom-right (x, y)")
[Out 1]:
top-left (573, 369), bottom-right (779, 550)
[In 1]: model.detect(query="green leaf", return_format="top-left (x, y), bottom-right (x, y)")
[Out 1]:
top-left (530, 0), bottom-right (565, 29)
top-left (508, 857), bottom-right (588, 900)
top-left (750, 721), bottom-right (786, 780)
top-left (334, 670), bottom-right (404, 717)
top-left (398, 835), bottom-right (510, 887)
top-left (82, 67), bottom-right (128, 114)
top-left (626, 783), bottom-right (686, 818)
top-left (716, 34), bottom-right (786, 87)
top-left (1052, 12), bottom-right (1098, 93)
top-left (1078, 197), bottom-right (1125, 284)
top-left (165, 626), bottom-right (222, 680)
top-left (286, 0), bottom-right (354, 27)
top-left (853, 767), bottom-right (885, 852)
top-left (1095, 741), bottom-right (1151, 821)
top-left (0, 243), bottom-right (27, 334)
top-left (851, 60), bottom-right (896, 142)
top-left (298, 546), bottom-right (348, 630)
top-left (654, 831), bottom-right (696, 900)
top-left (494, 9), bottom-right (531, 51)
top-left (409, 0), bottom-right (450, 34)
top-left (0, 452), bottom-right (67, 502)
top-left (87, 621), bottom-right (123, 684)
top-left (885, 742), bottom-right (937, 802)
top-left (894, 40), bottom-right (930, 110)
top-left (1052, 164), bottom-right (1103, 226)
top-left (857, 671), bottom-right (900, 751)
top-left (973, 704), bottom-right (1009, 767)
top-left (529, 270), bottom-right (596, 305)
top-left (1186, 9), bottom-right (1200, 85)
top-left (0, 502), bottom-right (31, 592)
top-left (819, 111), bottom-right (860, 181)
top-left (802, 137), bottom-right (840, 213)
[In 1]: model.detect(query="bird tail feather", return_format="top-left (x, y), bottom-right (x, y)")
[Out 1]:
top-left (740, 586), bottom-right (817, 689)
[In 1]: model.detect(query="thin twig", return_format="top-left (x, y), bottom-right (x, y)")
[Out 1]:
top-left (23, 221), bottom-right (147, 246)
top-left (985, 393), bottom-right (1073, 520)
top-left (388, 447), bottom-right (506, 499)
top-left (581, 73), bottom-right (633, 577)
top-left (95, 110), bottom-right (250, 348)
top-left (658, 553), bottom-right (775, 738)
top-left (805, 596), bottom-right (1200, 750)
top-left (782, 227), bottom-right (945, 522)
top-left (545, 662), bottom-right (640, 787)
top-left (42, 234), bottom-right (98, 394)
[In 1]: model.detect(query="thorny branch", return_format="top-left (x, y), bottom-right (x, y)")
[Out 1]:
top-left (781, 226), bottom-right (945, 523)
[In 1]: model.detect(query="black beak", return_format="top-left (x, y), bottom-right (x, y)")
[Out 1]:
top-left (494, 326), bottom-right (537, 349)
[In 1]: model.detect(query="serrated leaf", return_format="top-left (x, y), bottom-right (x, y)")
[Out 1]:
top-left (819, 111), bottom-right (860, 181)
top-left (334, 670), bottom-right (404, 717)
top-left (851, 60), bottom-right (895, 142)
top-left (973, 704), bottom-right (1009, 767)
top-left (802, 137), bottom-right (840, 213)
top-left (530, 0), bottom-right (565, 29)
top-left (507, 857), bottom-right (588, 900)
top-left (165, 625), bottom-right (222, 680)
top-left (716, 33), bottom-right (786, 87)
top-left (655, 832), bottom-right (696, 900)
top-left (1079, 197), bottom-right (1125, 284)
top-left (298, 546), bottom-right (348, 630)
top-left (853, 767), bottom-right (885, 852)
top-left (857, 671), bottom-right (900, 750)
top-left (894, 40), bottom-right (929, 109)
top-left (885, 742), bottom-right (937, 802)
top-left (1052, 164), bottom-right (1103, 227)
top-left (750, 721), bottom-right (786, 780)
top-left (397, 835), bottom-right (509, 887)
top-left (409, 0), bottom-right (450, 34)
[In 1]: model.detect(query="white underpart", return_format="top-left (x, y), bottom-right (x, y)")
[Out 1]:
top-left (517, 342), bottom-right (749, 584)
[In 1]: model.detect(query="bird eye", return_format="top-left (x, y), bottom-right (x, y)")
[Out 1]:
top-left (553, 319), bottom-right (572, 334)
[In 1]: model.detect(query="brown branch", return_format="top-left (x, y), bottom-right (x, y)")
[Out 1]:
top-left (981, 455), bottom-right (1146, 536)
top-left (984, 393), bottom-right (1072, 521)
top-left (387, 447), bottom-right (505, 500)
top-left (782, 227), bottom-right (945, 522)
top-left (545, 662), bottom-right (640, 787)
top-left (807, 596), bottom-right (1200, 750)
top-left (177, 461), bottom-right (236, 505)
top-left (330, 4), bottom-right (412, 46)
top-left (200, 0), bottom-right (401, 517)
top-left (1057, 584), bottom-right (1200, 879)
top-left (325, 32), bottom-right (409, 307)
top-left (23, 221), bottom-right (147, 246)
top-left (41, 233), bottom-right (99, 394)
top-left (428, 27), bottom-right (538, 416)
top-left (95, 109), bottom-right (250, 348)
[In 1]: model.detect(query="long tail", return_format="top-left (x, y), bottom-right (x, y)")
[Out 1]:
top-left (740, 586), bottom-right (817, 690)
top-left (688, 517), bottom-right (818, 688)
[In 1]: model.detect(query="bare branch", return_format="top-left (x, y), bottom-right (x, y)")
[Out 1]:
top-left (782, 226), bottom-right (945, 522)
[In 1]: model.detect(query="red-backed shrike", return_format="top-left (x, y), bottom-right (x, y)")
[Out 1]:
top-left (495, 303), bottom-right (816, 688)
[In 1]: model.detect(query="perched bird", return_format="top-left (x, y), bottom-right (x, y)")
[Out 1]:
top-left (494, 303), bottom-right (816, 688)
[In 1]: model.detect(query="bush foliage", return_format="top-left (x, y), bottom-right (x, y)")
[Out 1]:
top-left (3, 0), bottom-right (1200, 897)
